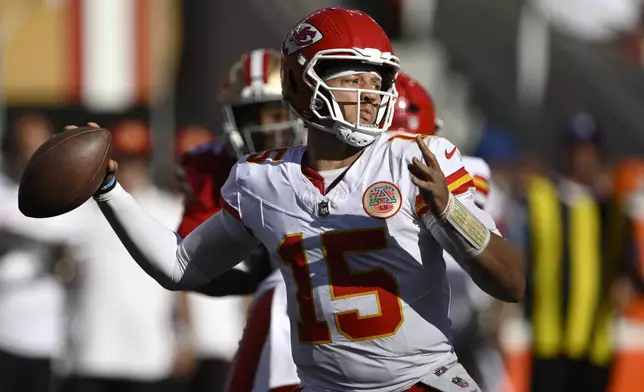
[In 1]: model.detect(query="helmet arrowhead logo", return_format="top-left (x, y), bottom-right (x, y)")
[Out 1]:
top-left (284, 23), bottom-right (323, 55)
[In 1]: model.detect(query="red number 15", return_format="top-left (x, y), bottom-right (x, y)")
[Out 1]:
top-left (277, 228), bottom-right (404, 344)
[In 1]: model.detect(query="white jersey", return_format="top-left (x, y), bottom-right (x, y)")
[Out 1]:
top-left (220, 132), bottom-right (497, 392)
top-left (227, 270), bottom-right (300, 392)
top-left (461, 156), bottom-right (491, 208)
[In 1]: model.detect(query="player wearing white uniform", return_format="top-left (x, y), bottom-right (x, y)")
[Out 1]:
top-left (231, 71), bottom-right (447, 392)
top-left (67, 7), bottom-right (524, 392)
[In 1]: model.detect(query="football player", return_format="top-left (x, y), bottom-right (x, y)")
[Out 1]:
top-left (175, 48), bottom-right (302, 392)
top-left (224, 72), bottom-right (448, 392)
top-left (179, 48), bottom-right (305, 297)
top-left (82, 7), bottom-right (524, 392)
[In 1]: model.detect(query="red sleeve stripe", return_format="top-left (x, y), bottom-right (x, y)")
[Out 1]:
top-left (473, 175), bottom-right (489, 195)
top-left (450, 179), bottom-right (475, 196)
top-left (446, 167), bottom-right (473, 191)
top-left (219, 195), bottom-right (242, 222)
top-left (445, 166), bottom-right (469, 183)
top-left (446, 167), bottom-right (474, 195)
top-left (415, 169), bottom-right (475, 218)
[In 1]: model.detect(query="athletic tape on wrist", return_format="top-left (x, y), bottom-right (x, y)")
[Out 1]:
top-left (422, 193), bottom-right (490, 257)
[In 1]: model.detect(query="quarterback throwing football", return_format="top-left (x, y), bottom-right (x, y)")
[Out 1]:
top-left (78, 7), bottom-right (524, 392)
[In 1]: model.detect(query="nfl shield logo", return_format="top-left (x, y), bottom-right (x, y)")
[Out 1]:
top-left (433, 366), bottom-right (448, 377)
top-left (451, 377), bottom-right (469, 388)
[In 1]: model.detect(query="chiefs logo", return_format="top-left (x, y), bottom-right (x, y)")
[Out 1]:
top-left (284, 23), bottom-right (323, 55)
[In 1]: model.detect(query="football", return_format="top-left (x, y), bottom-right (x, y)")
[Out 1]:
top-left (18, 126), bottom-right (112, 218)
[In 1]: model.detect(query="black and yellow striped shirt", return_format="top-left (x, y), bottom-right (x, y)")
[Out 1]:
top-left (523, 175), bottom-right (630, 366)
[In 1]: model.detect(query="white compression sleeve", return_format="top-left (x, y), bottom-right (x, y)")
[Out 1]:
top-left (95, 183), bottom-right (259, 290)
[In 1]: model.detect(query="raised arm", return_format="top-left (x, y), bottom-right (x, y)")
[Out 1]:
top-left (410, 136), bottom-right (525, 303)
top-left (95, 182), bottom-right (259, 291)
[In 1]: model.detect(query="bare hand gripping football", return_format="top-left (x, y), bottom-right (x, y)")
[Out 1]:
top-left (18, 122), bottom-right (115, 218)
top-left (63, 123), bottom-right (119, 196)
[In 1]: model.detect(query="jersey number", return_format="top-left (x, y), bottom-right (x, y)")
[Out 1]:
top-left (277, 228), bottom-right (403, 344)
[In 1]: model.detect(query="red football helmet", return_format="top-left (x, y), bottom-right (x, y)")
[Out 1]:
top-left (281, 7), bottom-right (401, 147)
top-left (390, 72), bottom-right (440, 135)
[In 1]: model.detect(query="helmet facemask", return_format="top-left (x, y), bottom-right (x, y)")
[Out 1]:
top-left (301, 48), bottom-right (400, 147)
top-left (222, 98), bottom-right (304, 158)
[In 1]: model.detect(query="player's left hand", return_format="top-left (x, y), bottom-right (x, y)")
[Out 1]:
top-left (408, 135), bottom-right (450, 216)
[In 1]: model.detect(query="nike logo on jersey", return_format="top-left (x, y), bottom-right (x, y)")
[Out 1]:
top-left (445, 146), bottom-right (457, 159)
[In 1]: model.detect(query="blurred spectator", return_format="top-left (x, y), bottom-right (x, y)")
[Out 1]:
top-left (175, 125), bottom-right (215, 159)
top-left (173, 126), bottom-right (216, 196)
top-left (612, 158), bottom-right (644, 315)
top-left (604, 158), bottom-right (644, 392)
top-left (0, 114), bottom-right (63, 392)
top-left (533, 0), bottom-right (640, 41)
top-left (182, 291), bottom-right (246, 392)
top-left (615, 5), bottom-right (644, 66)
top-left (44, 122), bottom-right (193, 392)
top-left (521, 112), bottom-right (633, 392)
top-left (110, 119), bottom-right (153, 158)
top-left (475, 125), bottom-right (522, 239)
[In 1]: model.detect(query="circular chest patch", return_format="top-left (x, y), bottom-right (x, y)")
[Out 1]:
top-left (362, 181), bottom-right (402, 219)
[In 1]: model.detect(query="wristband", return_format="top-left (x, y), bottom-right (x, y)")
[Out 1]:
top-left (94, 175), bottom-right (117, 196)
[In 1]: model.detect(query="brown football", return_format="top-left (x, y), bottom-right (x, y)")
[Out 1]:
top-left (18, 126), bottom-right (112, 218)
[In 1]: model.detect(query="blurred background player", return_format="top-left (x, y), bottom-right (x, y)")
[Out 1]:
top-left (56, 121), bottom-right (192, 392)
top-left (391, 72), bottom-right (503, 390)
top-left (521, 112), bottom-right (635, 392)
top-left (0, 114), bottom-right (63, 392)
top-left (177, 48), bottom-right (304, 392)
top-left (0, 119), bottom-right (192, 392)
top-left (612, 158), bottom-right (644, 312)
